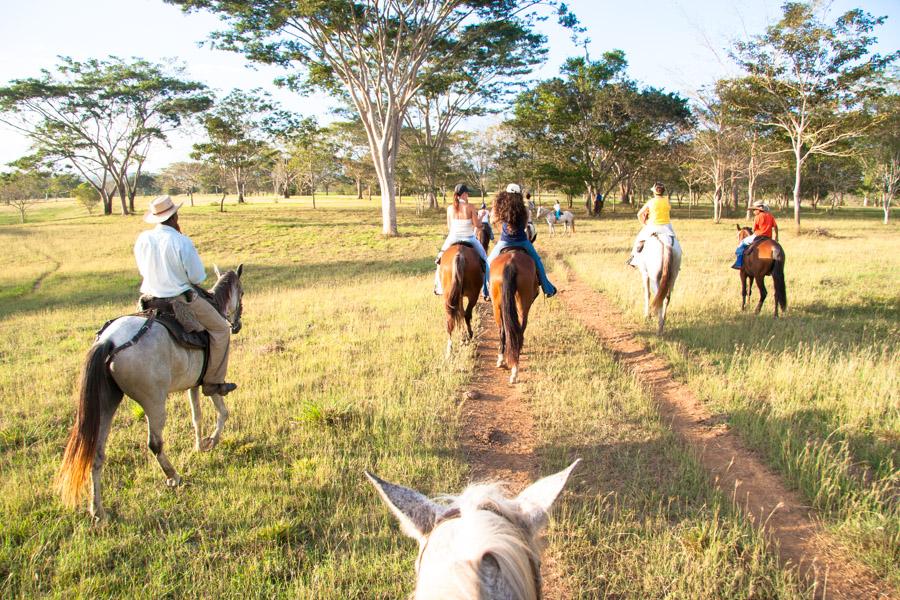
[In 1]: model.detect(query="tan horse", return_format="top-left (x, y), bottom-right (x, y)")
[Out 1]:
top-left (489, 249), bottom-right (539, 384)
top-left (57, 266), bottom-right (244, 521)
top-left (439, 243), bottom-right (483, 356)
top-left (367, 460), bottom-right (580, 600)
top-left (736, 226), bottom-right (787, 316)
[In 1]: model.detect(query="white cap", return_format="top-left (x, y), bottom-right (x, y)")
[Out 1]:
top-left (505, 183), bottom-right (521, 194)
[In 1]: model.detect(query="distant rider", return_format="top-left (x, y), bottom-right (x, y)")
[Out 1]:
top-left (486, 184), bottom-right (557, 298)
top-left (732, 201), bottom-right (778, 269)
top-left (478, 201), bottom-right (494, 242)
top-left (628, 182), bottom-right (675, 267)
top-left (434, 184), bottom-right (489, 297)
top-left (134, 195), bottom-right (236, 397)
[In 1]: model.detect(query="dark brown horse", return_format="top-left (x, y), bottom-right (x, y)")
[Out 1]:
top-left (478, 222), bottom-right (492, 253)
top-left (489, 249), bottom-right (539, 384)
top-left (737, 226), bottom-right (787, 317)
top-left (439, 243), bottom-right (483, 356)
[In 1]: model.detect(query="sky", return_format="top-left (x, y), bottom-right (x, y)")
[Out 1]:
top-left (0, 0), bottom-right (897, 171)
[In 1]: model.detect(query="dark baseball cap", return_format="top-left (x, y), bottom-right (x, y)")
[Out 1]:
top-left (454, 183), bottom-right (470, 195)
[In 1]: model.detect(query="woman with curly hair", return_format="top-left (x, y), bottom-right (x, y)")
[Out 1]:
top-left (485, 183), bottom-right (557, 298)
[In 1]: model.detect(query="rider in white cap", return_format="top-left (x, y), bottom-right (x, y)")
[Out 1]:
top-left (134, 196), bottom-right (237, 397)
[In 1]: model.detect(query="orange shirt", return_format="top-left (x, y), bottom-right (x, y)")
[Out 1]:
top-left (753, 212), bottom-right (776, 238)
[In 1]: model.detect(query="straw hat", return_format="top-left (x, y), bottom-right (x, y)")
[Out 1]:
top-left (752, 201), bottom-right (769, 212)
top-left (144, 195), bottom-right (183, 223)
top-left (505, 183), bottom-right (521, 194)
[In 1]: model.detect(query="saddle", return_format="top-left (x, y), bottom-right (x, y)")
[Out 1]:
top-left (743, 236), bottom-right (770, 256)
top-left (449, 241), bottom-right (487, 272)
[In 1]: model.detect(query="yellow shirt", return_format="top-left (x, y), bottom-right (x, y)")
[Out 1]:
top-left (644, 196), bottom-right (671, 225)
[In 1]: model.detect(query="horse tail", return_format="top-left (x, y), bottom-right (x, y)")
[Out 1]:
top-left (772, 245), bottom-right (787, 312)
top-left (501, 261), bottom-right (523, 365)
top-left (650, 240), bottom-right (673, 312)
top-left (445, 250), bottom-right (466, 327)
top-left (58, 339), bottom-right (123, 508)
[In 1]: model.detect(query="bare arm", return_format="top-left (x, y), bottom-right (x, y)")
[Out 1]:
top-left (469, 205), bottom-right (482, 231)
top-left (637, 205), bottom-right (650, 225)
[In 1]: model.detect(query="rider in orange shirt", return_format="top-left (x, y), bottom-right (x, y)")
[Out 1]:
top-left (732, 201), bottom-right (779, 269)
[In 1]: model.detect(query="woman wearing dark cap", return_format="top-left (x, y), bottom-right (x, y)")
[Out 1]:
top-left (485, 184), bottom-right (557, 298)
top-left (434, 183), bottom-right (488, 297)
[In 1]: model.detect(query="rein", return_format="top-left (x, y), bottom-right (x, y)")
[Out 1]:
top-left (421, 506), bottom-right (543, 599)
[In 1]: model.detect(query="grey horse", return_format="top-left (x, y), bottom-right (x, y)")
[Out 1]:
top-left (58, 265), bottom-right (244, 521)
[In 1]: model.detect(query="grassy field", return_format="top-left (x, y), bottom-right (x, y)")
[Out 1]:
top-left (556, 204), bottom-right (899, 585)
top-left (0, 195), bottom-right (894, 597)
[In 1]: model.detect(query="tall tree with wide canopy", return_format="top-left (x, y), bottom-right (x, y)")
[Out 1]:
top-left (0, 57), bottom-right (211, 215)
top-left (731, 2), bottom-right (898, 229)
top-left (166, 0), bottom-right (577, 235)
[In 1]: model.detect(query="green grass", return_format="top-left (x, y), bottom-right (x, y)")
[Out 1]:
top-left (556, 204), bottom-right (899, 585)
top-left (0, 195), bottom-right (892, 596)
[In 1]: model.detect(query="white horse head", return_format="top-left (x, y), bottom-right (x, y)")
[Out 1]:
top-left (367, 460), bottom-right (579, 599)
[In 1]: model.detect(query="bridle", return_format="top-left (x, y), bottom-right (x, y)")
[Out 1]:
top-left (417, 506), bottom-right (543, 599)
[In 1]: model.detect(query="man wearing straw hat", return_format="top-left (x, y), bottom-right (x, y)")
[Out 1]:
top-left (134, 196), bottom-right (237, 397)
top-left (732, 201), bottom-right (779, 270)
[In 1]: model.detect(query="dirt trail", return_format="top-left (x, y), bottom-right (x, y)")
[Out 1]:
top-left (559, 271), bottom-right (896, 600)
top-left (459, 302), bottom-right (569, 600)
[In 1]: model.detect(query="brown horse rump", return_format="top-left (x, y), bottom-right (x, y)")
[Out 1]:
top-left (447, 241), bottom-right (486, 271)
top-left (743, 236), bottom-right (770, 256)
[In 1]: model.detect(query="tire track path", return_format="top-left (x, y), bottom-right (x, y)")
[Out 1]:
top-left (459, 301), bottom-right (570, 600)
top-left (559, 270), bottom-right (895, 600)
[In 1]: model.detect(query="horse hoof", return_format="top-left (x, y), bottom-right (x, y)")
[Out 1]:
top-left (199, 437), bottom-right (216, 452)
top-left (90, 511), bottom-right (108, 526)
top-left (166, 476), bottom-right (182, 488)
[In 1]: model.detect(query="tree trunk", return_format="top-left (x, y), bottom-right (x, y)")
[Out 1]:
top-left (118, 185), bottom-right (129, 216)
top-left (792, 151), bottom-right (803, 230)
top-left (219, 191), bottom-right (226, 213)
top-left (713, 186), bottom-right (723, 224)
top-left (189, 190), bottom-right (195, 207)
top-left (356, 176), bottom-right (363, 200)
top-left (312, 189), bottom-right (316, 210)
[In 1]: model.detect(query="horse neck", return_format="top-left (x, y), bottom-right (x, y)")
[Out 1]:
top-left (208, 275), bottom-right (235, 315)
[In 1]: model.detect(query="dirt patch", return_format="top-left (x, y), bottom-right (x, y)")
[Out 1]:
top-left (559, 271), bottom-right (896, 600)
top-left (459, 302), bottom-right (569, 599)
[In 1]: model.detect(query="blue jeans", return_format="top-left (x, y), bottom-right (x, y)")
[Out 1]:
top-left (733, 236), bottom-right (755, 268)
top-left (487, 239), bottom-right (557, 296)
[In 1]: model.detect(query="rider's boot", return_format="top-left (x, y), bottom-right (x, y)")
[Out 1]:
top-left (202, 382), bottom-right (237, 397)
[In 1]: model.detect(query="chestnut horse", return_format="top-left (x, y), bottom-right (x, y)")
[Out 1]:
top-left (440, 243), bottom-right (483, 356)
top-left (737, 226), bottom-right (787, 316)
top-left (489, 249), bottom-right (539, 384)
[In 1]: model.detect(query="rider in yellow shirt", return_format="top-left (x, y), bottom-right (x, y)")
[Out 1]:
top-left (627, 182), bottom-right (675, 267)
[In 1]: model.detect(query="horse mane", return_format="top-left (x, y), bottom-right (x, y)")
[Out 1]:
top-left (209, 271), bottom-right (238, 313)
top-left (416, 483), bottom-right (540, 600)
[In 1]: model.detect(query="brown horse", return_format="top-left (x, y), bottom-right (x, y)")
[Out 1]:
top-left (490, 249), bottom-right (539, 384)
top-left (736, 226), bottom-right (787, 317)
top-left (478, 222), bottom-right (492, 253)
top-left (440, 243), bottom-right (483, 356)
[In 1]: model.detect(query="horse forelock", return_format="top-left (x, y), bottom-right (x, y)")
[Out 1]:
top-left (416, 484), bottom-right (540, 600)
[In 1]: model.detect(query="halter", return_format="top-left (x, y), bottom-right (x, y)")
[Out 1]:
top-left (418, 505), bottom-right (543, 599)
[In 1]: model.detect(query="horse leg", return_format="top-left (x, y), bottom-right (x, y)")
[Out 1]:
top-left (642, 275), bottom-right (651, 319)
top-left (201, 393), bottom-right (230, 451)
top-left (464, 299), bottom-right (475, 341)
top-left (189, 386), bottom-right (203, 451)
top-left (89, 408), bottom-right (117, 522)
top-left (142, 399), bottom-right (181, 487)
top-left (754, 275), bottom-right (767, 315)
top-left (658, 295), bottom-right (670, 335)
top-left (741, 275), bottom-right (748, 310)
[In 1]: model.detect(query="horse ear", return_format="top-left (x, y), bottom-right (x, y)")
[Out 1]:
top-left (735, 224), bottom-right (740, 231)
top-left (213, 264), bottom-right (222, 279)
top-left (516, 459), bottom-right (580, 532)
top-left (236, 263), bottom-right (244, 278)
top-left (366, 471), bottom-right (444, 543)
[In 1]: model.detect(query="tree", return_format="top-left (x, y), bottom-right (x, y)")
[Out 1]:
top-left (861, 93), bottom-right (900, 223)
top-left (73, 182), bottom-right (100, 214)
top-left (731, 2), bottom-right (898, 230)
top-left (0, 170), bottom-right (44, 223)
top-left (289, 128), bottom-right (338, 208)
top-left (0, 57), bottom-right (211, 215)
top-left (167, 0), bottom-right (577, 235)
top-left (453, 127), bottom-right (500, 200)
top-left (191, 89), bottom-right (295, 204)
top-left (159, 162), bottom-right (206, 206)
top-left (331, 121), bottom-right (376, 200)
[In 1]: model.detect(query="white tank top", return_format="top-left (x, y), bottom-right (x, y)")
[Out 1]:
top-left (449, 218), bottom-right (475, 238)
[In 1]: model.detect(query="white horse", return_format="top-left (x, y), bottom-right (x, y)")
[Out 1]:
top-left (58, 265), bottom-right (244, 521)
top-left (367, 460), bottom-right (579, 600)
top-left (536, 207), bottom-right (575, 235)
top-left (633, 233), bottom-right (681, 334)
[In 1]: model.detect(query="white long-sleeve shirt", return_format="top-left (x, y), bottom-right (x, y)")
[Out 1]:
top-left (134, 224), bottom-right (207, 298)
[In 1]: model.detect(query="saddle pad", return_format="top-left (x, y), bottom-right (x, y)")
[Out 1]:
top-left (451, 240), bottom-right (474, 249)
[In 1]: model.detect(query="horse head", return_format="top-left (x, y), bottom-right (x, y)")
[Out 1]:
top-left (367, 460), bottom-right (579, 599)
top-left (736, 225), bottom-right (753, 241)
top-left (212, 263), bottom-right (245, 334)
